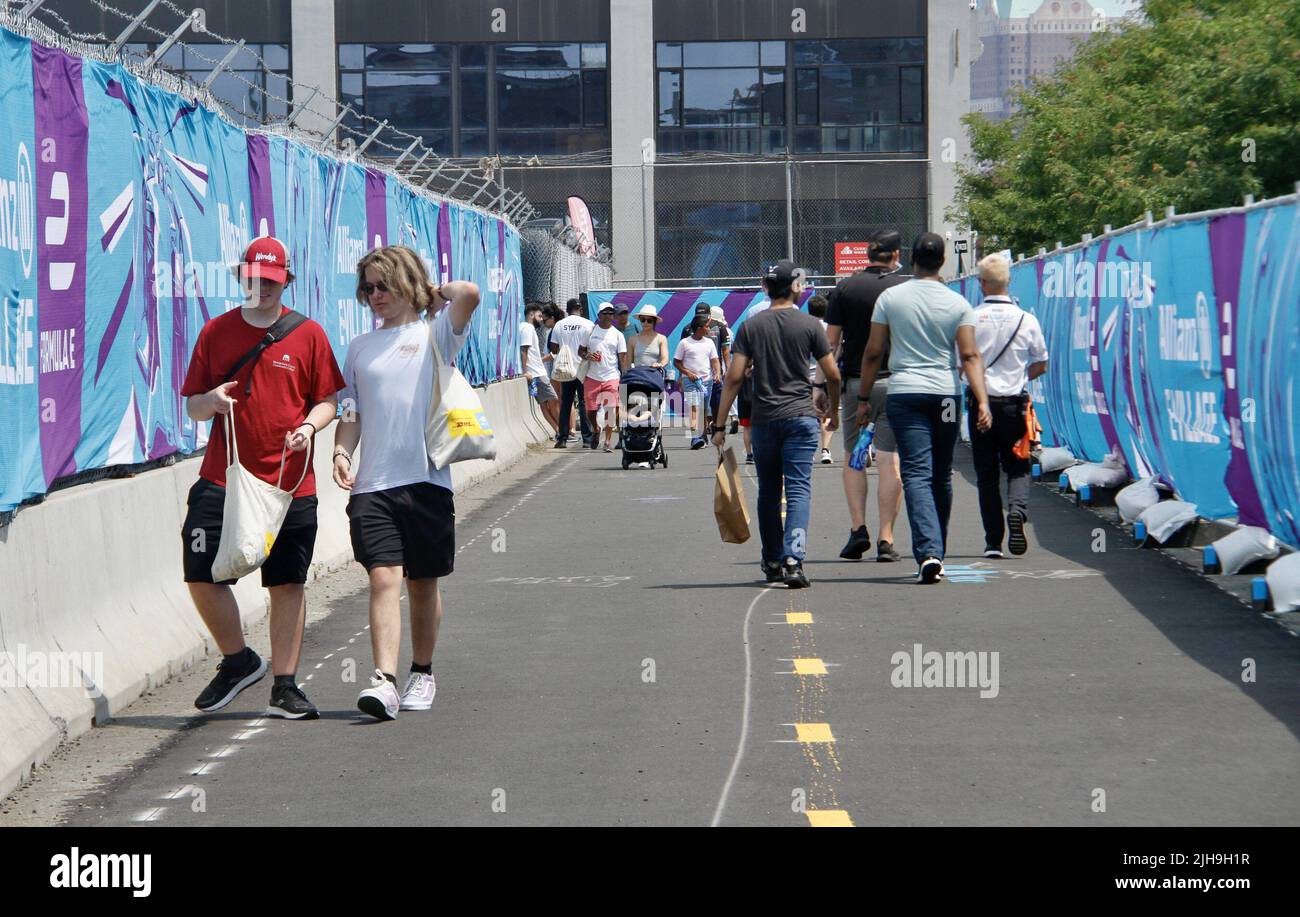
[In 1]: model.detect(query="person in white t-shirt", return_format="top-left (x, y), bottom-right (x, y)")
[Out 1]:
top-left (583, 304), bottom-right (627, 452)
top-left (521, 304), bottom-right (559, 435)
top-left (674, 316), bottom-right (720, 448)
top-left (966, 253), bottom-right (1049, 558)
top-left (548, 299), bottom-right (595, 448)
top-left (332, 245), bottom-right (481, 721)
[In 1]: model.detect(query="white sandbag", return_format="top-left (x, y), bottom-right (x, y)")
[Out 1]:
top-left (1212, 525), bottom-right (1280, 575)
top-left (1038, 446), bottom-right (1076, 473)
top-left (1265, 552), bottom-right (1300, 613)
top-left (1115, 476), bottom-right (1160, 523)
top-left (1137, 500), bottom-right (1199, 544)
top-left (1065, 462), bottom-right (1129, 490)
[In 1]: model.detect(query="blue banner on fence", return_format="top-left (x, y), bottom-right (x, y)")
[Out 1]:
top-left (951, 198), bottom-right (1300, 544)
top-left (0, 27), bottom-right (522, 514)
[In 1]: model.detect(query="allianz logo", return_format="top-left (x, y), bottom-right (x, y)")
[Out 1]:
top-left (0, 142), bottom-right (35, 279)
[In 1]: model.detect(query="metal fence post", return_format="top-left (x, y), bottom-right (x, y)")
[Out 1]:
top-left (784, 154), bottom-right (795, 262)
top-left (641, 161), bottom-right (650, 287)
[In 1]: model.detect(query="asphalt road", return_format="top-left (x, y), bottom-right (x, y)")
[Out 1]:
top-left (47, 433), bottom-right (1300, 826)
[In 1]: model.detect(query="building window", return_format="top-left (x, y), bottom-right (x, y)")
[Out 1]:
top-left (338, 42), bottom-right (608, 159)
top-left (126, 41), bottom-right (291, 127)
top-left (657, 38), bottom-right (924, 156)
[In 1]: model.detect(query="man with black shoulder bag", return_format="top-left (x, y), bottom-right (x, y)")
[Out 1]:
top-left (180, 237), bottom-right (345, 719)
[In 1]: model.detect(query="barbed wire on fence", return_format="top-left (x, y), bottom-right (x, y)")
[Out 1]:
top-left (3, 0), bottom-right (539, 224)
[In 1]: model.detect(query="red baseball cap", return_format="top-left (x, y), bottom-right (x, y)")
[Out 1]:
top-left (237, 236), bottom-right (292, 284)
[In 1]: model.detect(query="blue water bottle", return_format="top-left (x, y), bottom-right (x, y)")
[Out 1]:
top-left (849, 423), bottom-right (876, 471)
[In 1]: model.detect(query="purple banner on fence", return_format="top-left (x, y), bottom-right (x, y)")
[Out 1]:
top-left (1210, 212), bottom-right (1267, 528)
top-left (246, 133), bottom-right (275, 239)
top-left (32, 41), bottom-right (88, 486)
top-left (435, 203), bottom-right (452, 284)
top-left (364, 167), bottom-right (387, 250)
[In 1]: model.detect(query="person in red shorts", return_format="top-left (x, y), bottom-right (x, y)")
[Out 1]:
top-left (180, 236), bottom-right (345, 720)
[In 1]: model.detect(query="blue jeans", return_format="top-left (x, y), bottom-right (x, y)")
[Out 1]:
top-left (886, 392), bottom-right (961, 564)
top-left (750, 415), bottom-right (820, 565)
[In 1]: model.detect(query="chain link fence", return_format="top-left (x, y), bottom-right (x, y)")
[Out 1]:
top-left (520, 224), bottom-right (613, 306)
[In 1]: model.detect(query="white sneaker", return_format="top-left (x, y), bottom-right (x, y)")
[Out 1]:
top-left (917, 557), bottom-right (944, 584)
top-left (399, 671), bottom-right (437, 711)
top-left (357, 669), bottom-right (400, 721)
top-left (819, 449), bottom-right (833, 465)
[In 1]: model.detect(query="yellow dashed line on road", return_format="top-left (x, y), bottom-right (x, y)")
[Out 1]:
top-left (791, 657), bottom-right (828, 676)
top-left (793, 722), bottom-right (835, 743)
top-left (786, 611), bottom-right (813, 624)
top-left (806, 809), bottom-right (855, 827)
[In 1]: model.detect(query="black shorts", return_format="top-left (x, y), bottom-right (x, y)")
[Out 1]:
top-left (737, 377), bottom-right (753, 422)
top-left (181, 478), bottom-right (318, 588)
top-left (347, 481), bottom-right (456, 579)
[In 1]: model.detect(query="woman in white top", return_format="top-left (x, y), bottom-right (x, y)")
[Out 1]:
top-left (332, 245), bottom-right (481, 721)
top-left (622, 303), bottom-right (669, 372)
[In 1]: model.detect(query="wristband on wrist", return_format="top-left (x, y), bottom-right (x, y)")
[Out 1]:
top-left (858, 394), bottom-right (873, 403)
top-left (299, 421), bottom-right (317, 436)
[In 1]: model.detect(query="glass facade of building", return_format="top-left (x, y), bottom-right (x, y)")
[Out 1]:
top-left (656, 38), bottom-right (925, 156)
top-left (337, 42), bottom-right (609, 158)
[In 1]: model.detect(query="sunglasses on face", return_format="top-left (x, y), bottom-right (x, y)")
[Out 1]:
top-left (361, 281), bottom-right (390, 296)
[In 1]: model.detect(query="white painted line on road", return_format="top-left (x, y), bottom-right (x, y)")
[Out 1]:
top-left (710, 585), bottom-right (779, 828)
top-left (231, 728), bottom-right (265, 741)
top-left (192, 762), bottom-right (220, 776)
top-left (161, 784), bottom-right (194, 800)
top-left (132, 808), bottom-right (166, 822)
top-left (243, 718), bottom-right (266, 728)
top-left (208, 746), bottom-right (239, 759)
top-left (314, 663), bottom-right (324, 669)
top-left (323, 653), bottom-right (334, 659)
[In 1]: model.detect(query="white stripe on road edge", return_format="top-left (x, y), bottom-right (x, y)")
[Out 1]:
top-left (710, 584), bottom-right (778, 828)
top-left (132, 808), bottom-right (166, 822)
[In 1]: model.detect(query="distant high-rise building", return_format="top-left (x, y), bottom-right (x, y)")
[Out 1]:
top-left (971, 0), bottom-right (1109, 122)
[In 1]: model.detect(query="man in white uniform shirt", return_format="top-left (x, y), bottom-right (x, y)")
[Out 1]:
top-left (967, 254), bottom-right (1049, 558)
top-left (548, 298), bottom-right (595, 448)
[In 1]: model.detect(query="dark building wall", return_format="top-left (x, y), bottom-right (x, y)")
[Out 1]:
top-left (34, 0), bottom-right (291, 44)
top-left (335, 0), bottom-right (610, 43)
top-left (653, 0), bottom-right (925, 41)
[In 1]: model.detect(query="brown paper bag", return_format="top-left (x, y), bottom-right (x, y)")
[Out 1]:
top-left (714, 446), bottom-right (751, 544)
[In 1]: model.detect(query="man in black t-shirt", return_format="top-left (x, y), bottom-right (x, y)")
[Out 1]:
top-left (713, 260), bottom-right (839, 589)
top-left (825, 229), bottom-right (908, 563)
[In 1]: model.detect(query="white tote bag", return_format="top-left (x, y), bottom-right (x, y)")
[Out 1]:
top-left (210, 404), bottom-right (312, 582)
top-left (425, 318), bottom-right (498, 469)
top-left (551, 342), bottom-right (580, 382)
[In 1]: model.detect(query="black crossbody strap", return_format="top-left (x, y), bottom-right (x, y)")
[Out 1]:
top-left (987, 314), bottom-right (1025, 370)
top-left (221, 310), bottom-right (309, 395)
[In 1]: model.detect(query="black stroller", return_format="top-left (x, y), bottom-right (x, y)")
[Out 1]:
top-left (620, 365), bottom-right (667, 470)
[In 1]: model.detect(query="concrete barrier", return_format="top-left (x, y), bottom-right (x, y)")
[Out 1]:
top-left (0, 376), bottom-right (545, 801)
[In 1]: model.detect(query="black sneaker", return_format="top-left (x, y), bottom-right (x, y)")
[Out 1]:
top-left (782, 558), bottom-right (810, 589)
top-left (876, 540), bottom-right (901, 562)
top-left (1007, 511), bottom-right (1029, 555)
top-left (266, 683), bottom-right (320, 720)
top-left (983, 545), bottom-right (1005, 559)
top-left (194, 649), bottom-right (267, 712)
top-left (553, 438), bottom-right (567, 449)
top-left (762, 560), bottom-right (783, 583)
top-left (729, 419), bottom-right (739, 434)
top-left (839, 526), bottom-right (872, 560)
top-left (691, 436), bottom-right (706, 450)
top-left (745, 452), bottom-right (754, 464)
top-left (917, 557), bottom-right (944, 584)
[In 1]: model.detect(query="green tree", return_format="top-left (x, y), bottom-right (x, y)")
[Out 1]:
top-left (950, 0), bottom-right (1300, 256)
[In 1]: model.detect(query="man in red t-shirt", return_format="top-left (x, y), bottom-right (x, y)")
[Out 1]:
top-left (180, 236), bottom-right (345, 720)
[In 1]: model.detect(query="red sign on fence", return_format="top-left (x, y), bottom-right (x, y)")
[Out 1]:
top-left (834, 242), bottom-right (871, 275)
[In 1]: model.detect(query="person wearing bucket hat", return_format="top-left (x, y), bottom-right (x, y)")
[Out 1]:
top-left (180, 235), bottom-right (345, 720)
top-left (628, 303), bottom-right (669, 371)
